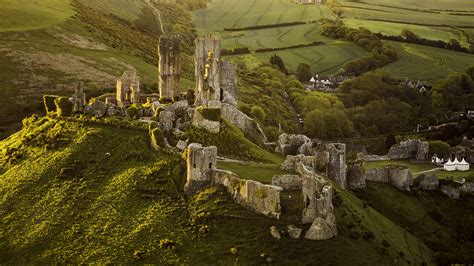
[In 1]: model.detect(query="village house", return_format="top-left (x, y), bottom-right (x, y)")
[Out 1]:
top-left (305, 75), bottom-right (348, 92)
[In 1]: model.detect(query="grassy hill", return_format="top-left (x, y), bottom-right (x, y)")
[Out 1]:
top-left (0, 0), bottom-right (198, 137)
top-left (0, 117), bottom-right (436, 264)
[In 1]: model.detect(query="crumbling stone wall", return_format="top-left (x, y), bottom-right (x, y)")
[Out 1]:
top-left (271, 175), bottom-right (302, 190)
top-left (212, 169), bottom-right (282, 218)
top-left (184, 143), bottom-right (217, 194)
top-left (387, 139), bottom-right (429, 162)
top-left (220, 61), bottom-right (238, 106)
top-left (326, 143), bottom-right (347, 189)
top-left (159, 36), bottom-right (181, 100)
top-left (220, 103), bottom-right (267, 144)
top-left (364, 166), bottom-right (413, 191)
top-left (347, 160), bottom-right (366, 189)
top-left (296, 163), bottom-right (336, 240)
top-left (281, 154), bottom-right (315, 172)
top-left (276, 133), bottom-right (311, 156)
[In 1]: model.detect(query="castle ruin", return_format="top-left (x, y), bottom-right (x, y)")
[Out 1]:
top-left (158, 36), bottom-right (181, 100)
top-left (116, 70), bottom-right (141, 108)
top-left (71, 83), bottom-right (86, 113)
top-left (195, 36), bottom-right (222, 106)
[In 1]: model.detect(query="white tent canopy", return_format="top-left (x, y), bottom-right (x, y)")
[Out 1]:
top-left (458, 158), bottom-right (470, 171)
top-left (444, 159), bottom-right (456, 171)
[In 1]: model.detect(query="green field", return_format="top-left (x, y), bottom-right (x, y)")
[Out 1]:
top-left (377, 41), bottom-right (474, 82)
top-left (339, 0), bottom-right (474, 49)
top-left (0, 0), bottom-right (74, 32)
top-left (193, 0), bottom-right (370, 75)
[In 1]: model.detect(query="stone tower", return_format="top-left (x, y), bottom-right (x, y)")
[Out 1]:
top-left (184, 143), bottom-right (218, 194)
top-left (116, 70), bottom-right (141, 108)
top-left (195, 36), bottom-right (221, 106)
top-left (158, 36), bottom-right (181, 100)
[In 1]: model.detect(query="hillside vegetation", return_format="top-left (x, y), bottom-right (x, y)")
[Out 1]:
top-left (0, 118), bottom-right (435, 264)
top-left (0, 0), bottom-right (199, 137)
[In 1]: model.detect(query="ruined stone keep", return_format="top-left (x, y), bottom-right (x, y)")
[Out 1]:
top-left (158, 36), bottom-right (181, 100)
top-left (116, 70), bottom-right (141, 108)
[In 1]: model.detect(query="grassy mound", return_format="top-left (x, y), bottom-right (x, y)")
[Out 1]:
top-left (0, 117), bottom-right (436, 264)
top-left (185, 119), bottom-right (282, 164)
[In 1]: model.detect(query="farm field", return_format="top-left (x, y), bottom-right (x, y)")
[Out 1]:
top-left (377, 41), bottom-right (474, 82)
top-left (339, 0), bottom-right (474, 47)
top-left (193, 0), bottom-right (370, 75)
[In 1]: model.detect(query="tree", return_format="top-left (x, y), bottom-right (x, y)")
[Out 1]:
top-left (466, 65), bottom-right (474, 80)
top-left (428, 140), bottom-right (451, 158)
top-left (296, 63), bottom-right (312, 83)
top-left (269, 54), bottom-right (287, 74)
top-left (385, 134), bottom-right (397, 150)
top-left (400, 30), bottom-right (419, 42)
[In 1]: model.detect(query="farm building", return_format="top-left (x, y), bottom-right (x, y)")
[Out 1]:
top-left (306, 75), bottom-right (348, 92)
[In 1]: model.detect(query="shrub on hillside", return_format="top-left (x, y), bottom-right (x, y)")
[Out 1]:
top-left (251, 106), bottom-right (266, 121)
top-left (54, 97), bottom-right (73, 117)
top-left (428, 140), bottom-right (450, 158)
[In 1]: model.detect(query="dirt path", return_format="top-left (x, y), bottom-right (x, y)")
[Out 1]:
top-left (145, 0), bottom-right (166, 36)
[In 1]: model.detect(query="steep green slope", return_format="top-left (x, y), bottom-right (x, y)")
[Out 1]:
top-left (354, 182), bottom-right (474, 265)
top-left (0, 118), bottom-right (435, 264)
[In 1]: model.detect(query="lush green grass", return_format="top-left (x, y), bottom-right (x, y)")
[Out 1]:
top-left (354, 181), bottom-right (474, 264)
top-left (0, 118), bottom-right (435, 264)
top-left (217, 161), bottom-right (291, 184)
top-left (0, 0), bottom-right (75, 32)
top-left (193, 0), bottom-right (370, 75)
top-left (186, 119), bottom-right (283, 164)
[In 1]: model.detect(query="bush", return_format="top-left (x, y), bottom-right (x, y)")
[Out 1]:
top-left (43, 95), bottom-right (58, 114)
top-left (429, 140), bottom-right (450, 157)
top-left (126, 106), bottom-right (139, 120)
top-left (238, 103), bottom-right (252, 116)
top-left (150, 127), bottom-right (166, 150)
top-left (250, 106), bottom-right (266, 121)
top-left (54, 97), bottom-right (73, 117)
top-left (197, 107), bottom-right (221, 122)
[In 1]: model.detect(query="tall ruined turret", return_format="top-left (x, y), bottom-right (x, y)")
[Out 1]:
top-left (158, 36), bottom-right (181, 100)
top-left (194, 36), bottom-right (221, 106)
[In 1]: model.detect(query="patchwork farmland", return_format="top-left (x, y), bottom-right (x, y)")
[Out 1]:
top-left (194, 0), bottom-right (474, 81)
